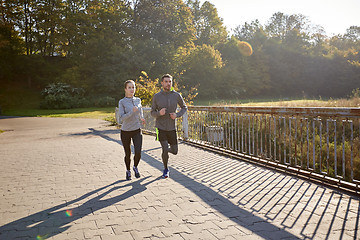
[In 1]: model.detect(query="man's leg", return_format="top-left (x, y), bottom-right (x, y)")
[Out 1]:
top-left (160, 140), bottom-right (169, 169)
top-left (168, 144), bottom-right (178, 155)
top-left (168, 130), bottom-right (178, 155)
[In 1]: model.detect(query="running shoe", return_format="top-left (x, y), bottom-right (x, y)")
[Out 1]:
top-left (162, 168), bottom-right (169, 178)
top-left (126, 170), bottom-right (131, 180)
top-left (133, 166), bottom-right (140, 178)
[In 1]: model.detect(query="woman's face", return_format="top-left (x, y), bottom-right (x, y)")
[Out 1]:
top-left (125, 82), bottom-right (135, 97)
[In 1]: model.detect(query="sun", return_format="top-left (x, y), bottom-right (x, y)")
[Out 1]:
top-left (238, 41), bottom-right (253, 56)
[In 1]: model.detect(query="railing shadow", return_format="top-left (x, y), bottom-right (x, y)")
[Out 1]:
top-left (169, 142), bottom-right (360, 239)
top-left (73, 128), bottom-right (360, 239)
top-left (4, 127), bottom-right (359, 239)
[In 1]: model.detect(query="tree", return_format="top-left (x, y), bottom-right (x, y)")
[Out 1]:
top-left (218, 37), bottom-right (270, 98)
top-left (130, 0), bottom-right (195, 78)
top-left (265, 12), bottom-right (310, 43)
top-left (180, 44), bottom-right (223, 98)
top-left (233, 19), bottom-right (262, 41)
top-left (132, 0), bottom-right (195, 48)
top-left (0, 22), bottom-right (24, 81)
top-left (187, 0), bottom-right (227, 47)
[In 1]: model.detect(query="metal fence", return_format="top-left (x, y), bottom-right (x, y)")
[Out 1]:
top-left (116, 106), bottom-right (360, 192)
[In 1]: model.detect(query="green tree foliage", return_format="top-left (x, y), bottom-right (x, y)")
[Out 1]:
top-left (1, 0), bottom-right (360, 107)
top-left (180, 44), bottom-right (223, 98)
top-left (131, 0), bottom-right (195, 78)
top-left (134, 71), bottom-right (198, 106)
top-left (218, 37), bottom-right (270, 98)
top-left (187, 0), bottom-right (227, 46)
top-left (134, 72), bottom-right (161, 107)
top-left (0, 22), bottom-right (23, 81)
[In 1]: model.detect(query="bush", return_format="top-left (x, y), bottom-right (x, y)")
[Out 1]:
top-left (135, 71), bottom-right (198, 106)
top-left (40, 83), bottom-right (85, 109)
top-left (94, 96), bottom-right (116, 107)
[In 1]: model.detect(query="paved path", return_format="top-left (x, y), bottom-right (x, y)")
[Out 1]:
top-left (0, 116), bottom-right (359, 240)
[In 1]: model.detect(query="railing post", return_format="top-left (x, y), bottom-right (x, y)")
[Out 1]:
top-left (183, 111), bottom-right (189, 139)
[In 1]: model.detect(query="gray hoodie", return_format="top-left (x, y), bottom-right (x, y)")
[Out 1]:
top-left (118, 97), bottom-right (143, 131)
top-left (151, 90), bottom-right (187, 131)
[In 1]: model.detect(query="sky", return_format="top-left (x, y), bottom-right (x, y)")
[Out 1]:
top-left (199, 0), bottom-right (360, 36)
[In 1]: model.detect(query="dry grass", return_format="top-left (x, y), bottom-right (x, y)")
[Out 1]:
top-left (216, 97), bottom-right (360, 108)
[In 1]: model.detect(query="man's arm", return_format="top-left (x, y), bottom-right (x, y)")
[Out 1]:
top-left (151, 94), bottom-right (161, 118)
top-left (176, 93), bottom-right (187, 118)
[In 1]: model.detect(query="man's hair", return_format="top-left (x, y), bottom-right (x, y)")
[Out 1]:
top-left (124, 80), bottom-right (135, 89)
top-left (161, 74), bottom-right (173, 81)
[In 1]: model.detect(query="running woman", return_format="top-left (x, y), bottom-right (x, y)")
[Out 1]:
top-left (119, 80), bottom-right (145, 180)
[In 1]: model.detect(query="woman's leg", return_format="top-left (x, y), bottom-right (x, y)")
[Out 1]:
top-left (120, 130), bottom-right (131, 171)
top-left (132, 129), bottom-right (143, 167)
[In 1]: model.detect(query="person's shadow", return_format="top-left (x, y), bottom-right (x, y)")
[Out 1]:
top-left (0, 176), bottom-right (160, 239)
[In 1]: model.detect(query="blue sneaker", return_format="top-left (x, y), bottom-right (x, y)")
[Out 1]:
top-left (133, 166), bottom-right (140, 178)
top-left (126, 170), bottom-right (131, 180)
top-left (162, 168), bottom-right (169, 178)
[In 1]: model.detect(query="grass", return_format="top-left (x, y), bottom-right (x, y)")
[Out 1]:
top-left (193, 98), bottom-right (280, 106)
top-left (193, 97), bottom-right (360, 107)
top-left (2, 107), bottom-right (116, 119)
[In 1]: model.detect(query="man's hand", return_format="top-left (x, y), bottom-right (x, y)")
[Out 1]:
top-left (170, 113), bottom-right (177, 120)
top-left (159, 108), bottom-right (166, 116)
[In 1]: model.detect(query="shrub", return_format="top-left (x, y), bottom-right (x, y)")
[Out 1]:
top-left (95, 96), bottom-right (116, 107)
top-left (40, 83), bottom-right (85, 109)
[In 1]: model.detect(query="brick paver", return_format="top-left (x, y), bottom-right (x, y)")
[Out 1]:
top-left (0, 116), bottom-right (359, 240)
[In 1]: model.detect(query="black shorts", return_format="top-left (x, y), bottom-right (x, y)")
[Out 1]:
top-left (156, 128), bottom-right (177, 145)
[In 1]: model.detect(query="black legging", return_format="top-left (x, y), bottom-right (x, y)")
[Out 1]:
top-left (160, 141), bottom-right (178, 169)
top-left (120, 129), bottom-right (142, 170)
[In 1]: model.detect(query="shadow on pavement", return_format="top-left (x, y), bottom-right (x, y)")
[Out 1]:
top-left (0, 177), bottom-right (161, 239)
top-left (73, 128), bottom-right (360, 239)
top-left (2, 127), bottom-right (359, 240)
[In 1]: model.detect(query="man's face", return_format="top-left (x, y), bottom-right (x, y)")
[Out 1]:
top-left (161, 77), bottom-right (172, 91)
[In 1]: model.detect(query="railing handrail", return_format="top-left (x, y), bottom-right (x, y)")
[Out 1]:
top-left (187, 106), bottom-right (360, 118)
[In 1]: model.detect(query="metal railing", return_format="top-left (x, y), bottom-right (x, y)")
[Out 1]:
top-left (116, 106), bottom-right (360, 192)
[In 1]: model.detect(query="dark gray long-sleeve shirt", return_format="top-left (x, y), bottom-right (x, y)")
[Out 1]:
top-left (118, 97), bottom-right (143, 131)
top-left (151, 90), bottom-right (187, 131)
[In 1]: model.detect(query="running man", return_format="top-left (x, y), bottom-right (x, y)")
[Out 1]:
top-left (151, 74), bottom-right (187, 178)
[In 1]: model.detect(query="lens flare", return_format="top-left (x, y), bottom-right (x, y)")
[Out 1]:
top-left (65, 209), bottom-right (73, 217)
top-left (36, 234), bottom-right (48, 240)
top-left (238, 41), bottom-right (253, 56)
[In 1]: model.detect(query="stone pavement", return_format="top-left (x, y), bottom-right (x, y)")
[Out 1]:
top-left (0, 116), bottom-right (359, 240)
